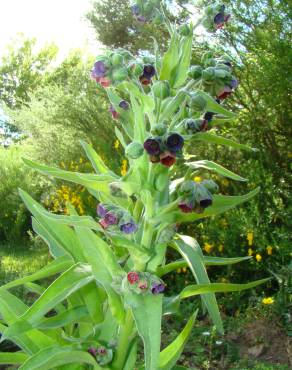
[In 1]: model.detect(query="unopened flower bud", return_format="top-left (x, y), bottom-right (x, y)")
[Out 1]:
top-left (126, 142), bottom-right (144, 159)
top-left (202, 67), bottom-right (216, 82)
top-left (151, 123), bottom-right (167, 136)
top-left (111, 53), bottom-right (124, 66)
top-left (188, 65), bottom-right (203, 79)
top-left (112, 67), bottom-right (128, 82)
top-left (152, 80), bottom-right (170, 99)
top-left (179, 180), bottom-right (194, 195)
top-left (190, 93), bottom-right (207, 111)
top-left (184, 118), bottom-right (204, 134)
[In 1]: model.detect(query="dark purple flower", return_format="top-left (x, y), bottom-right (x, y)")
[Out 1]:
top-left (143, 65), bottom-right (156, 79)
top-left (120, 221), bottom-right (137, 234)
top-left (151, 282), bottom-right (165, 294)
top-left (97, 204), bottom-right (107, 218)
top-left (160, 151), bottom-right (176, 167)
top-left (165, 133), bottom-right (184, 152)
top-left (136, 15), bottom-right (147, 23)
top-left (195, 184), bottom-right (213, 208)
top-left (119, 100), bottom-right (129, 110)
top-left (131, 4), bottom-right (140, 16)
top-left (104, 212), bottom-right (118, 225)
top-left (204, 111), bottom-right (215, 122)
top-left (214, 6), bottom-right (230, 29)
top-left (93, 61), bottom-right (107, 78)
top-left (230, 78), bottom-right (239, 89)
top-left (144, 138), bottom-right (161, 156)
top-left (88, 347), bottom-right (97, 357)
top-left (109, 105), bottom-right (119, 119)
top-left (178, 201), bottom-right (194, 213)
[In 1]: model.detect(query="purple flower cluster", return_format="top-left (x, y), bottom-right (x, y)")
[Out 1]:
top-left (127, 271), bottom-right (165, 295)
top-left (178, 180), bottom-right (218, 214)
top-left (139, 64), bottom-right (156, 85)
top-left (91, 60), bottom-right (111, 88)
top-left (97, 204), bottom-right (137, 234)
top-left (143, 133), bottom-right (184, 167)
top-left (214, 5), bottom-right (230, 29)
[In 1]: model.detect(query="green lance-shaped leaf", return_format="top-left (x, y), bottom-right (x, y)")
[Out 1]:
top-left (157, 256), bottom-right (252, 276)
top-left (36, 306), bottom-right (89, 330)
top-left (2, 263), bottom-right (94, 339)
top-left (159, 90), bottom-right (188, 122)
top-left (0, 289), bottom-right (55, 354)
top-left (160, 31), bottom-right (180, 82)
top-left (80, 282), bottom-right (105, 324)
top-left (124, 338), bottom-right (138, 370)
top-left (23, 158), bottom-right (113, 195)
top-left (158, 310), bottom-right (198, 370)
top-left (174, 235), bottom-right (224, 334)
top-left (2, 255), bottom-right (73, 290)
top-left (179, 278), bottom-right (270, 299)
top-left (19, 190), bottom-right (86, 261)
top-left (0, 352), bottom-right (28, 365)
top-left (18, 346), bottom-right (103, 370)
top-left (125, 293), bottom-right (163, 370)
top-left (74, 226), bottom-right (125, 324)
top-left (173, 29), bottom-right (194, 88)
top-left (191, 132), bottom-right (257, 152)
top-left (115, 126), bottom-right (128, 149)
top-left (194, 90), bottom-right (237, 118)
top-left (119, 81), bottom-right (155, 113)
top-left (154, 187), bottom-right (260, 224)
top-left (80, 140), bottom-right (117, 175)
top-left (131, 93), bottom-right (146, 142)
top-left (187, 160), bottom-right (247, 181)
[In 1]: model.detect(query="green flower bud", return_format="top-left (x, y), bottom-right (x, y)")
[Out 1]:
top-left (183, 118), bottom-right (204, 134)
top-left (151, 123), bottom-right (167, 136)
top-left (188, 65), bottom-right (203, 79)
top-left (111, 53), bottom-right (124, 66)
top-left (202, 179), bottom-right (219, 194)
top-left (204, 58), bottom-right (216, 67)
top-left (125, 142), bottom-right (144, 159)
top-left (215, 68), bottom-right (230, 79)
top-left (215, 63), bottom-right (232, 72)
top-left (129, 62), bottom-right (144, 77)
top-left (202, 67), bottom-right (216, 83)
top-left (190, 93), bottom-right (207, 111)
top-left (201, 51), bottom-right (214, 65)
top-left (112, 67), bottom-right (128, 81)
top-left (179, 180), bottom-right (194, 196)
top-left (152, 80), bottom-right (170, 99)
top-left (179, 24), bottom-right (191, 36)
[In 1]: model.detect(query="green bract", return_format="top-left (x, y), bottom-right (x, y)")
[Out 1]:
top-left (0, 2), bottom-right (267, 370)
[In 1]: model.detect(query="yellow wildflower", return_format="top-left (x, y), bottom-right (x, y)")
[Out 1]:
top-left (247, 231), bottom-right (253, 246)
top-left (262, 297), bottom-right (274, 305)
top-left (193, 176), bottom-right (202, 183)
top-left (256, 253), bottom-right (262, 262)
top-left (121, 159), bottom-right (128, 176)
top-left (266, 246), bottom-right (273, 255)
top-left (177, 268), bottom-right (182, 274)
top-left (222, 178), bottom-right (230, 187)
top-left (114, 140), bottom-right (120, 150)
top-left (182, 267), bottom-right (187, 273)
top-left (79, 157), bottom-right (83, 164)
top-left (60, 161), bottom-right (65, 168)
top-left (203, 243), bottom-right (213, 254)
top-left (248, 248), bottom-right (253, 256)
top-left (218, 244), bottom-right (224, 252)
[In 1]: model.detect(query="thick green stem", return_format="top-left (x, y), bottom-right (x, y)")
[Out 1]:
top-left (112, 309), bottom-right (135, 370)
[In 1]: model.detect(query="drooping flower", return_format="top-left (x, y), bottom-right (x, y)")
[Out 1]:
top-left (151, 281), bottom-right (165, 294)
top-left (144, 138), bottom-right (161, 156)
top-left (138, 280), bottom-right (148, 290)
top-left (120, 220), bottom-right (138, 234)
top-left (109, 105), bottom-right (119, 119)
top-left (93, 60), bottom-right (107, 78)
top-left (97, 204), bottom-right (107, 218)
top-left (160, 151), bottom-right (176, 167)
top-left (178, 200), bottom-right (195, 213)
top-left (214, 5), bottom-right (230, 29)
top-left (194, 184), bottom-right (213, 208)
top-left (88, 347), bottom-right (97, 357)
top-left (99, 77), bottom-right (111, 88)
top-left (119, 100), bottom-right (130, 110)
top-left (143, 64), bottom-right (156, 79)
top-left (165, 133), bottom-right (184, 153)
top-left (127, 271), bottom-right (139, 284)
top-left (217, 85), bottom-right (233, 100)
top-left (104, 212), bottom-right (118, 225)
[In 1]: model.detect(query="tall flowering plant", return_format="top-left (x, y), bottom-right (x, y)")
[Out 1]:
top-left (0, 1), bottom-right (268, 369)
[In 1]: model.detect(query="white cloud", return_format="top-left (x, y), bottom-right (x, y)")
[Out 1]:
top-left (0, 0), bottom-right (101, 60)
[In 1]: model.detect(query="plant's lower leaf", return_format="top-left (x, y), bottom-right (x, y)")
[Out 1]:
top-left (0, 352), bottom-right (28, 365)
top-left (125, 293), bottom-right (163, 370)
top-left (2, 255), bottom-right (73, 290)
top-left (37, 306), bottom-right (89, 330)
top-left (18, 346), bottom-right (102, 370)
top-left (123, 338), bottom-right (138, 370)
top-left (195, 90), bottom-right (236, 118)
top-left (159, 310), bottom-right (198, 370)
top-left (174, 235), bottom-right (223, 334)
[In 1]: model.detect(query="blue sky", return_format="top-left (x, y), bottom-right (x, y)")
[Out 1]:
top-left (0, 0), bottom-right (101, 60)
